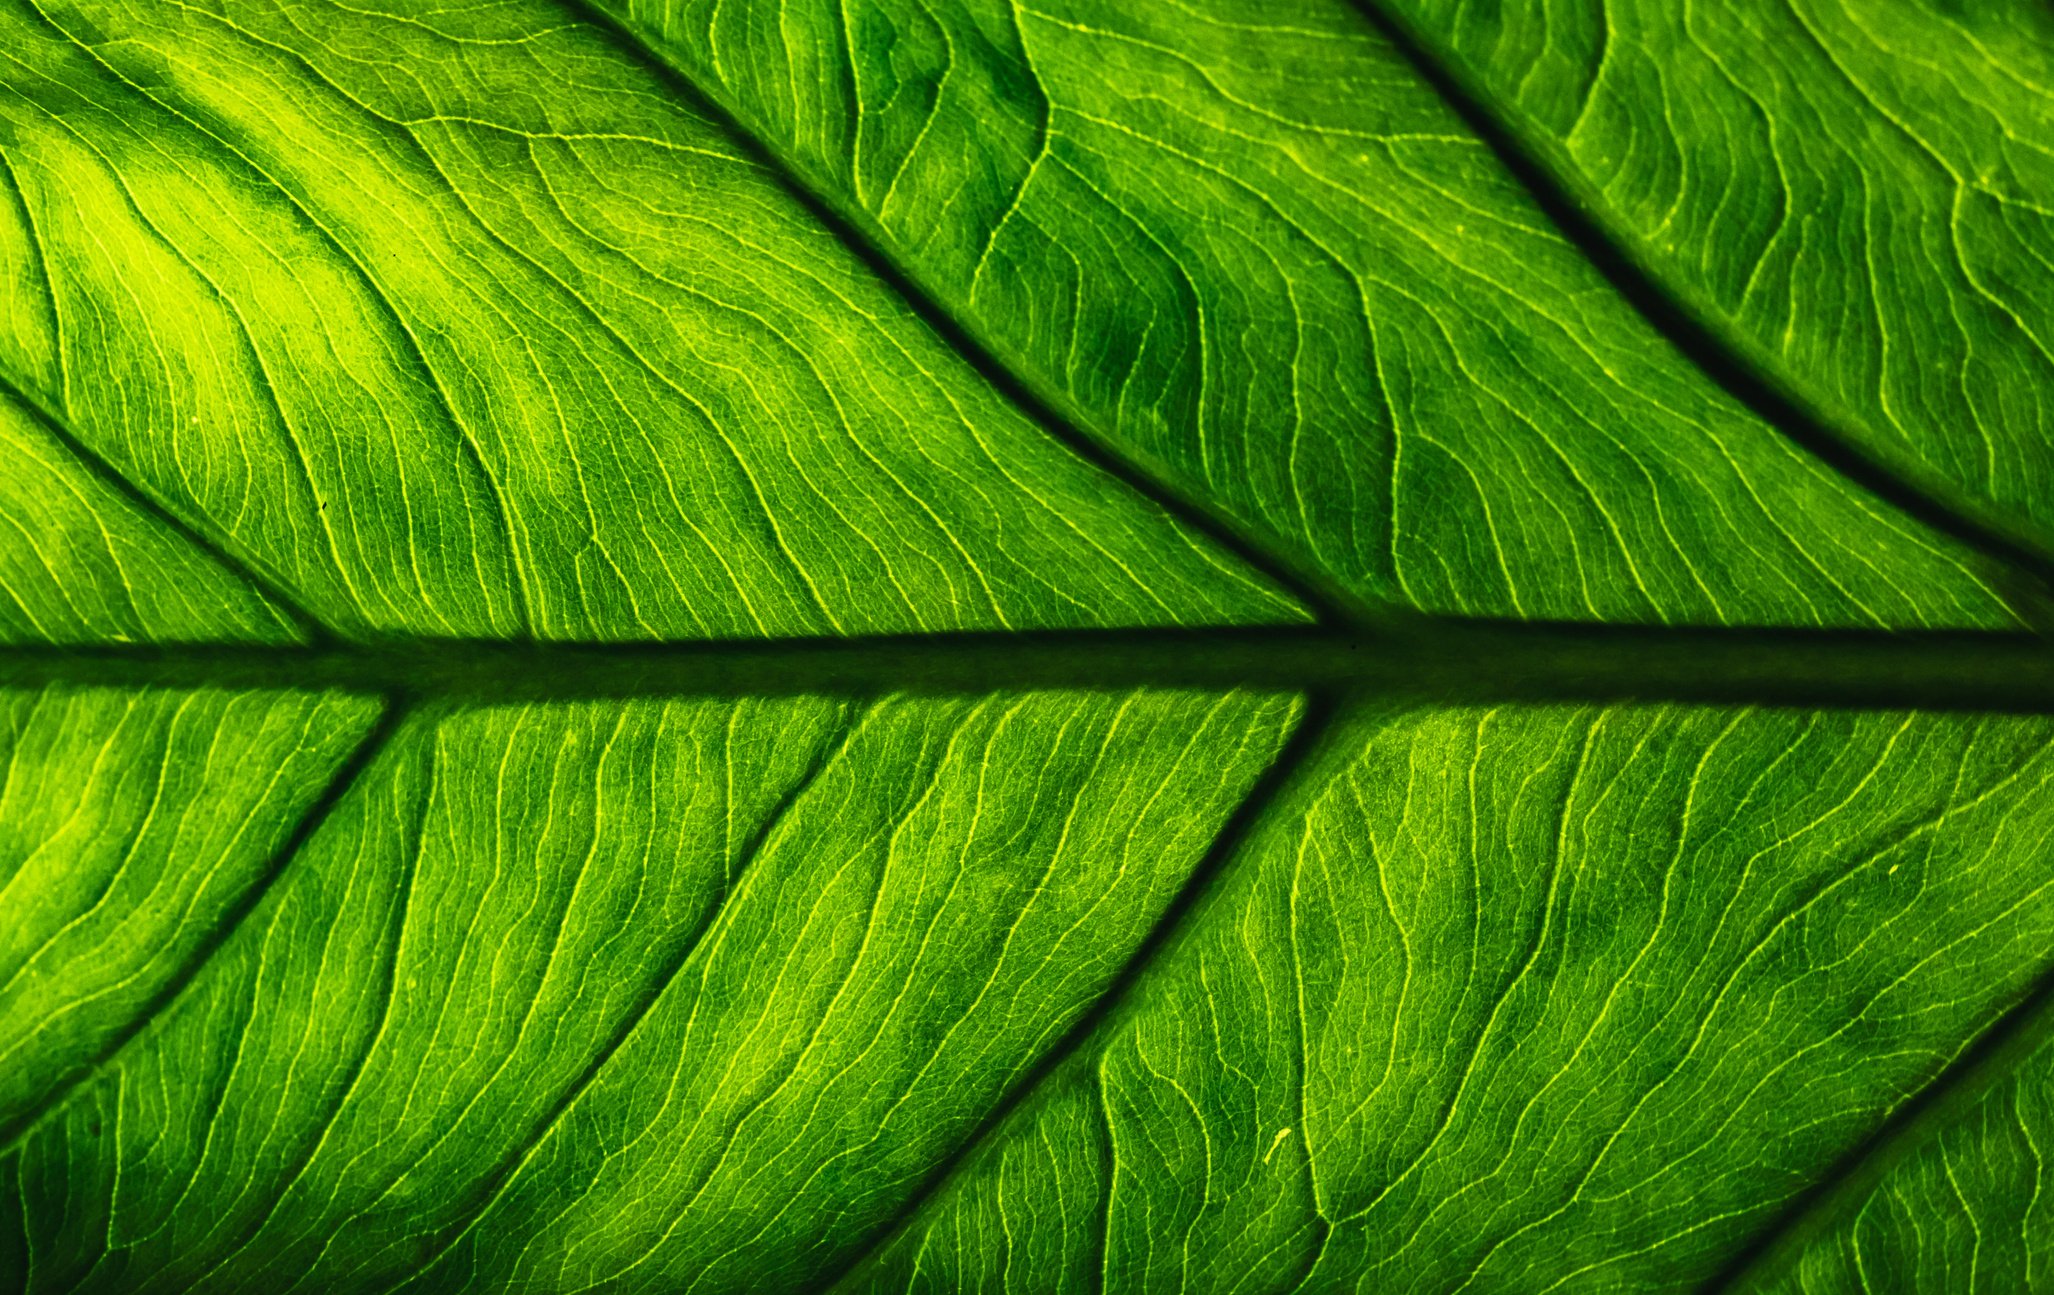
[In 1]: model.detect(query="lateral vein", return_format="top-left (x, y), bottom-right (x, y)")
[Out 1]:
top-left (545, 0), bottom-right (1359, 630)
top-left (1341, 0), bottom-right (2054, 616)
top-left (0, 368), bottom-right (325, 644)
top-left (0, 695), bottom-right (406, 1156)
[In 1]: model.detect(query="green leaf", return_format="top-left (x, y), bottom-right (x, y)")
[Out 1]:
top-left (0, 686), bottom-right (379, 1142)
top-left (1379, 0), bottom-right (2054, 579)
top-left (845, 704), bottom-right (2054, 1291)
top-left (592, 0), bottom-right (2040, 626)
top-left (4, 687), bottom-right (1300, 1291)
top-left (0, 397), bottom-right (299, 644)
top-left (4, 1), bottom-right (2054, 1293)
top-left (0, 0), bottom-right (1299, 640)
top-left (1756, 1031), bottom-right (2054, 1293)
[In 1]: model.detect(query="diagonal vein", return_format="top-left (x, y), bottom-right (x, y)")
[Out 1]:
top-left (546, 0), bottom-right (1360, 630)
top-left (803, 689), bottom-right (1342, 1292)
top-left (0, 693), bottom-right (406, 1155)
top-left (395, 703), bottom-right (866, 1283)
top-left (0, 368), bottom-right (324, 644)
top-left (1701, 949), bottom-right (2054, 1293)
top-left (1341, 0), bottom-right (2054, 615)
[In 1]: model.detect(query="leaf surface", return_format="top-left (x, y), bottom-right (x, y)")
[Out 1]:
top-left (1383, 0), bottom-right (2054, 573)
top-left (0, 0), bottom-right (1299, 640)
top-left (595, 0), bottom-right (2037, 626)
top-left (3, 0), bottom-right (2054, 1292)
top-left (3, 687), bottom-right (1299, 1293)
top-left (846, 704), bottom-right (2054, 1291)
top-left (0, 392), bottom-right (298, 644)
top-left (0, 685), bottom-right (379, 1143)
top-left (1760, 1031), bottom-right (2054, 1293)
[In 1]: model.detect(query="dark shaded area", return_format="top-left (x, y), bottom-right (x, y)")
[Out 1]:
top-left (10, 619), bottom-right (2054, 713)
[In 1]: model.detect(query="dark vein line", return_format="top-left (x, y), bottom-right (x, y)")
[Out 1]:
top-left (175, 706), bottom-right (435, 1295)
top-left (1, 45), bottom-right (361, 645)
top-left (0, 694), bottom-right (405, 1155)
top-left (0, 369), bottom-right (326, 645)
top-left (1702, 948), bottom-right (2054, 1292)
top-left (806, 692), bottom-right (1341, 1292)
top-left (11, 620), bottom-right (2054, 714)
top-left (0, 1146), bottom-right (25, 1295)
top-left (0, 150), bottom-right (64, 400)
top-left (392, 705), bottom-right (862, 1287)
top-left (2, 7), bottom-right (2049, 1286)
top-left (1089, 1063), bottom-right (1115, 1295)
top-left (549, 0), bottom-right (1356, 629)
top-left (1342, 0), bottom-right (2054, 614)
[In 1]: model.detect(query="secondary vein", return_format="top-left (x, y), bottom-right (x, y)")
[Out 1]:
top-left (1702, 950), bottom-right (2054, 1293)
top-left (0, 695), bottom-right (406, 1156)
top-left (546, 0), bottom-right (1362, 630)
top-left (392, 705), bottom-right (865, 1287)
top-left (802, 690), bottom-right (1343, 1291)
top-left (1341, 0), bottom-right (2054, 618)
top-left (0, 369), bottom-right (327, 644)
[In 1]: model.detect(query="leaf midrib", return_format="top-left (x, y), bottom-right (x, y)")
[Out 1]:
top-left (9, 621), bottom-right (2054, 712)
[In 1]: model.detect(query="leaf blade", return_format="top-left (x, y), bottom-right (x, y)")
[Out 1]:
top-left (589, 0), bottom-right (2041, 628)
top-left (0, 386), bottom-right (303, 645)
top-left (843, 702), bottom-right (2054, 1291)
top-left (1379, 0), bottom-right (2054, 582)
top-left (0, 684), bottom-right (383, 1144)
top-left (4, 687), bottom-right (1299, 1293)
top-left (0, 0), bottom-right (1303, 642)
top-left (1754, 1029), bottom-right (2054, 1294)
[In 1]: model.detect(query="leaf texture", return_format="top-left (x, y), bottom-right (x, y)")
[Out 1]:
top-left (0, 391), bottom-right (299, 644)
top-left (2, 687), bottom-right (1298, 1293)
top-left (2, 0), bottom-right (2054, 1291)
top-left (1383, 0), bottom-right (2054, 572)
top-left (1762, 1033), bottom-right (2054, 1293)
top-left (596, 0), bottom-right (2036, 627)
top-left (844, 704), bottom-right (2054, 1291)
top-left (0, 0), bottom-right (1299, 640)
top-left (0, 686), bottom-right (379, 1146)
